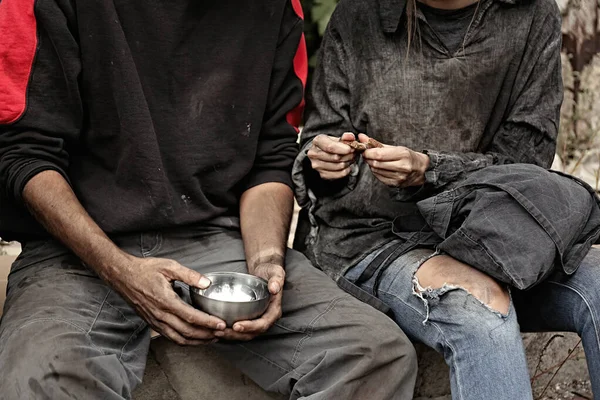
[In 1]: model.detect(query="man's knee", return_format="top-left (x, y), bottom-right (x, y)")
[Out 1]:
top-left (415, 255), bottom-right (510, 315)
top-left (390, 333), bottom-right (418, 372)
top-left (0, 321), bottom-right (62, 398)
top-left (343, 319), bottom-right (418, 398)
top-left (0, 319), bottom-right (132, 400)
top-left (368, 317), bottom-right (418, 372)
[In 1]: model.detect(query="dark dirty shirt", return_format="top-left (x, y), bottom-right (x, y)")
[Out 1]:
top-left (0, 0), bottom-right (305, 241)
top-left (292, 0), bottom-right (563, 281)
top-left (418, 2), bottom-right (478, 54)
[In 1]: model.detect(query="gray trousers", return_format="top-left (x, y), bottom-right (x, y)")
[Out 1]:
top-left (0, 224), bottom-right (417, 400)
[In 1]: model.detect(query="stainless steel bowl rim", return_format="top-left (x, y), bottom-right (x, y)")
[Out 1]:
top-left (190, 272), bottom-right (270, 304)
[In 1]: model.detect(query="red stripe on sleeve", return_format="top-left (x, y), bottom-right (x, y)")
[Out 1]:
top-left (286, 0), bottom-right (308, 132)
top-left (0, 0), bottom-right (38, 124)
top-left (290, 0), bottom-right (304, 19)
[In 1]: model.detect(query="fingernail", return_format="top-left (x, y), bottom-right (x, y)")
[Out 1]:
top-left (199, 276), bottom-right (211, 289)
top-left (216, 323), bottom-right (226, 330)
top-left (271, 283), bottom-right (281, 294)
top-left (214, 330), bottom-right (224, 337)
top-left (234, 325), bottom-right (244, 332)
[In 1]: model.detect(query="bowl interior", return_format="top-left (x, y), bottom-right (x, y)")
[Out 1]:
top-left (194, 272), bottom-right (270, 303)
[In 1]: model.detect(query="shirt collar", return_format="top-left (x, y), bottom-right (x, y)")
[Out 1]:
top-left (379, 0), bottom-right (519, 33)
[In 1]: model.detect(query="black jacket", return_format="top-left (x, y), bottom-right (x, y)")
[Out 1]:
top-left (412, 164), bottom-right (600, 290)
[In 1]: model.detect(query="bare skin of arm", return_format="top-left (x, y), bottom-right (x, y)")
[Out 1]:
top-left (216, 181), bottom-right (293, 341)
top-left (22, 170), bottom-right (227, 345)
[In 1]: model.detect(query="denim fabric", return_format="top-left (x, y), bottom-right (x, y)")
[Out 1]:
top-left (346, 246), bottom-right (600, 399)
top-left (292, 0), bottom-right (563, 280)
top-left (514, 248), bottom-right (600, 397)
top-left (0, 223), bottom-right (418, 400)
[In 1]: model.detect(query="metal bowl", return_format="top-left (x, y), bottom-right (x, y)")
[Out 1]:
top-left (190, 272), bottom-right (271, 326)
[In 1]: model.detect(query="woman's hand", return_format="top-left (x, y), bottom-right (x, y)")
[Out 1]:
top-left (360, 134), bottom-right (430, 188)
top-left (307, 132), bottom-right (356, 180)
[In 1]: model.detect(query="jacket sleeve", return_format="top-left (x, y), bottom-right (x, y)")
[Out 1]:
top-left (422, 4), bottom-right (562, 190)
top-left (242, 0), bottom-right (306, 192)
top-left (292, 18), bottom-right (354, 207)
top-left (0, 0), bottom-right (82, 204)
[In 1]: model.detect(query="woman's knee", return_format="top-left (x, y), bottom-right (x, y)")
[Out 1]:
top-left (415, 255), bottom-right (511, 315)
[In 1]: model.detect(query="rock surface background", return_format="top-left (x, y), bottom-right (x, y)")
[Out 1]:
top-left (555, 0), bottom-right (600, 194)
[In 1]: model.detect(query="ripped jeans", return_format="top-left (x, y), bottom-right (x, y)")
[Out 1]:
top-left (345, 242), bottom-right (600, 400)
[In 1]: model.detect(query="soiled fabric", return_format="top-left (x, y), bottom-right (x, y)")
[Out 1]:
top-left (292, 0), bottom-right (563, 280)
top-left (417, 2), bottom-right (478, 54)
top-left (0, 224), bottom-right (417, 400)
top-left (0, 0), bottom-right (303, 241)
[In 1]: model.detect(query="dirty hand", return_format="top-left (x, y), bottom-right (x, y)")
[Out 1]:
top-left (360, 134), bottom-right (430, 188)
top-left (216, 263), bottom-right (285, 341)
top-left (109, 256), bottom-right (226, 345)
top-left (307, 132), bottom-right (356, 180)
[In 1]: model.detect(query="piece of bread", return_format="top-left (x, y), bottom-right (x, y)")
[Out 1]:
top-left (340, 137), bottom-right (384, 153)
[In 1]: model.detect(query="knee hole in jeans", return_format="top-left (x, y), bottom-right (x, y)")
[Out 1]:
top-left (412, 254), bottom-right (511, 320)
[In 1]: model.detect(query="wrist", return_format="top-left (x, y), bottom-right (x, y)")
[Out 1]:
top-left (404, 150), bottom-right (430, 186)
top-left (417, 151), bottom-right (430, 174)
top-left (85, 244), bottom-right (135, 281)
top-left (247, 249), bottom-right (285, 272)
